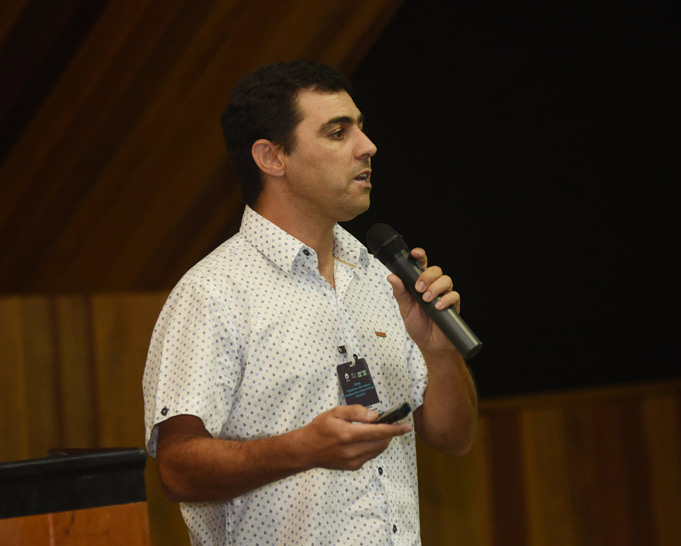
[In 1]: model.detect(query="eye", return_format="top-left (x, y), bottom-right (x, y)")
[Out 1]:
top-left (329, 128), bottom-right (345, 140)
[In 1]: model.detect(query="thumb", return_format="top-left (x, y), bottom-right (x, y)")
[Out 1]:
top-left (386, 273), bottom-right (406, 295)
top-left (387, 273), bottom-right (419, 320)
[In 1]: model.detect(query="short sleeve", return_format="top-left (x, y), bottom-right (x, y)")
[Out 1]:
top-left (143, 280), bottom-right (243, 456)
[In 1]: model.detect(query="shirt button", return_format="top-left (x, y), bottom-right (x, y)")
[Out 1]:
top-left (378, 467), bottom-right (383, 476)
top-left (393, 524), bottom-right (398, 533)
top-left (302, 249), bottom-right (310, 256)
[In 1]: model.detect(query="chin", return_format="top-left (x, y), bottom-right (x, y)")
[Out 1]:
top-left (341, 202), bottom-right (370, 223)
top-left (334, 191), bottom-right (371, 221)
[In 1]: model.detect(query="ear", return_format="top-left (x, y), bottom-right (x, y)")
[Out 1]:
top-left (251, 139), bottom-right (286, 178)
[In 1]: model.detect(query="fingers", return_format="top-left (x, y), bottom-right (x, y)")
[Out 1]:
top-left (332, 404), bottom-right (378, 424)
top-left (409, 248), bottom-right (461, 312)
top-left (411, 247), bottom-right (428, 269)
top-left (306, 406), bottom-right (412, 470)
top-left (327, 405), bottom-right (412, 439)
top-left (416, 267), bottom-right (448, 301)
top-left (419, 274), bottom-right (460, 312)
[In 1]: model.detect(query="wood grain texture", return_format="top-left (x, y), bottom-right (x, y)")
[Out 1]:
top-left (0, 502), bottom-right (151, 546)
top-left (0, 0), bottom-right (404, 294)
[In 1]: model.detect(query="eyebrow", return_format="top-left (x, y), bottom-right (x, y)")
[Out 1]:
top-left (319, 113), bottom-right (365, 133)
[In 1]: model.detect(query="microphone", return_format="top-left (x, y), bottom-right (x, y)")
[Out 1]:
top-left (366, 223), bottom-right (482, 359)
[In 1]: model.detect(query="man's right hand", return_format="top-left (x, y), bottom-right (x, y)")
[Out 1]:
top-left (295, 405), bottom-right (412, 471)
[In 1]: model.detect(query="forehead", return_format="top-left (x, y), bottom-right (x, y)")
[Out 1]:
top-left (294, 88), bottom-right (361, 126)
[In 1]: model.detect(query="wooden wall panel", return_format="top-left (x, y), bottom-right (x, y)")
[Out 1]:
top-left (0, 297), bottom-right (29, 461)
top-left (418, 420), bottom-right (493, 546)
top-left (643, 396), bottom-right (681, 546)
top-left (1, 293), bottom-right (680, 546)
top-left (520, 407), bottom-right (576, 546)
top-left (418, 384), bottom-right (681, 546)
top-left (53, 296), bottom-right (98, 448)
top-left (89, 293), bottom-right (165, 447)
top-left (0, 502), bottom-right (151, 546)
top-left (0, 292), bottom-right (181, 546)
top-left (484, 410), bottom-right (530, 545)
top-left (0, 0), bottom-right (405, 294)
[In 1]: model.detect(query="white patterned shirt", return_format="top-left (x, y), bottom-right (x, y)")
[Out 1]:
top-left (143, 205), bottom-right (429, 545)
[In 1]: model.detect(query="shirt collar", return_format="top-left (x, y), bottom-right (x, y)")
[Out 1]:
top-left (240, 206), bottom-right (370, 273)
top-left (333, 223), bottom-right (370, 270)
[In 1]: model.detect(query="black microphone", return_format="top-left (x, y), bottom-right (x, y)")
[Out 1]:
top-left (366, 223), bottom-right (482, 359)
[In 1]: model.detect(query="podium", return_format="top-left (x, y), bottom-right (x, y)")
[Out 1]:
top-left (0, 448), bottom-right (150, 545)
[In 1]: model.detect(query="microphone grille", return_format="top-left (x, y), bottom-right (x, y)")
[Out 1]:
top-left (366, 223), bottom-right (400, 255)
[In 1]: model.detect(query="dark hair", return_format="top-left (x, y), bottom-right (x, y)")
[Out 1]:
top-left (220, 61), bottom-right (354, 206)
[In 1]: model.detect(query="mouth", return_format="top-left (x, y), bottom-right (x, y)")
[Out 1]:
top-left (353, 170), bottom-right (372, 185)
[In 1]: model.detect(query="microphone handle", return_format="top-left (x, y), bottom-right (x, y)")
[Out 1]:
top-left (384, 249), bottom-right (482, 359)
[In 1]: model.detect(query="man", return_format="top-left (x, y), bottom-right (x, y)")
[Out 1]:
top-left (143, 61), bottom-right (478, 545)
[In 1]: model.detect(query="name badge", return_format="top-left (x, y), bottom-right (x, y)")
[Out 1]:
top-left (336, 357), bottom-right (380, 407)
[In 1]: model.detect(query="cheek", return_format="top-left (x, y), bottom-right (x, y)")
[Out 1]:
top-left (286, 145), bottom-right (348, 187)
top-left (307, 154), bottom-right (341, 182)
top-left (290, 148), bottom-right (327, 175)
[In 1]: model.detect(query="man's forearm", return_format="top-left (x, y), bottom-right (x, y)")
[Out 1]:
top-left (416, 348), bottom-right (478, 456)
top-left (155, 406), bottom-right (411, 503)
top-left (157, 427), bottom-right (310, 502)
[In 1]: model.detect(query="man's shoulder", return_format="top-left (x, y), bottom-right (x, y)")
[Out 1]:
top-left (169, 231), bottom-right (256, 295)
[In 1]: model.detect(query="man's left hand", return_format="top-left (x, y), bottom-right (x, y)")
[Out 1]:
top-left (386, 247), bottom-right (460, 355)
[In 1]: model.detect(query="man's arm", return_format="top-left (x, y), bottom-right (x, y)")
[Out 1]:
top-left (155, 404), bottom-right (411, 503)
top-left (412, 346), bottom-right (478, 455)
top-left (386, 247), bottom-right (478, 456)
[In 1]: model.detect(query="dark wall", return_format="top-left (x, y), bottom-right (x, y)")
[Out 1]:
top-left (347, 0), bottom-right (679, 398)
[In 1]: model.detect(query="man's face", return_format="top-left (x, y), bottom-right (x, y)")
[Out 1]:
top-left (281, 88), bottom-right (377, 224)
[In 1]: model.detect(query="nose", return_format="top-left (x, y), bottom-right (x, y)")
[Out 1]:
top-left (356, 130), bottom-right (377, 159)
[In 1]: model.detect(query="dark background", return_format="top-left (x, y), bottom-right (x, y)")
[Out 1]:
top-left (346, 0), bottom-right (679, 398)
